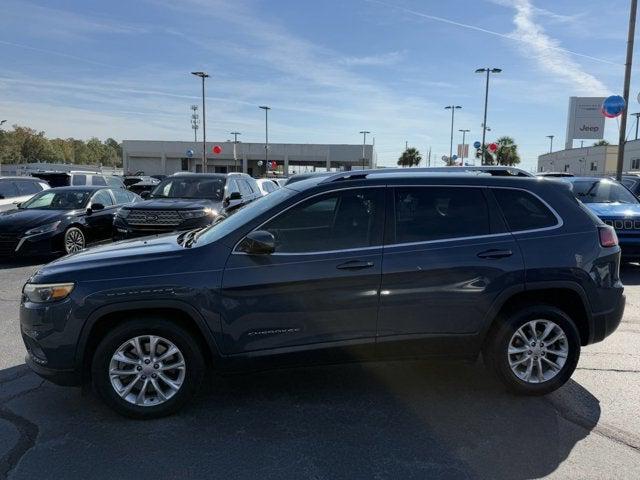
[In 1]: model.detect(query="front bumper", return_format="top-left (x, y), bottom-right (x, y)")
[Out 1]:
top-left (25, 354), bottom-right (80, 386)
top-left (0, 230), bottom-right (62, 258)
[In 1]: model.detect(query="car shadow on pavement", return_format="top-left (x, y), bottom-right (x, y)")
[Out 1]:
top-left (620, 262), bottom-right (640, 286)
top-left (0, 360), bottom-right (600, 480)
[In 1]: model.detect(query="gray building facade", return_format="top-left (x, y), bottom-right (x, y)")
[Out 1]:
top-left (122, 140), bottom-right (376, 177)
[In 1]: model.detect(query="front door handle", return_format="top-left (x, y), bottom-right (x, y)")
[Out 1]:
top-left (336, 260), bottom-right (374, 270)
top-left (477, 249), bottom-right (513, 259)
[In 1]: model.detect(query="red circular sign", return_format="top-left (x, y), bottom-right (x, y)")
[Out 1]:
top-left (212, 145), bottom-right (223, 154)
top-left (488, 143), bottom-right (498, 152)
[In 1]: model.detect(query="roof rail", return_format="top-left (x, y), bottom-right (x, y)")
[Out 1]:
top-left (319, 172), bottom-right (370, 183)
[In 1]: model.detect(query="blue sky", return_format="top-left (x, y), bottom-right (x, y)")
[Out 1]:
top-left (0, 0), bottom-right (637, 170)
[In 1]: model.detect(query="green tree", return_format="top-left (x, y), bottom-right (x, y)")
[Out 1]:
top-left (397, 147), bottom-right (422, 167)
top-left (495, 136), bottom-right (521, 166)
top-left (593, 140), bottom-right (610, 146)
top-left (475, 145), bottom-right (494, 165)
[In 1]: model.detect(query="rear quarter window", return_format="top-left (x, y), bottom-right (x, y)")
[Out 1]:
top-left (493, 188), bottom-right (558, 232)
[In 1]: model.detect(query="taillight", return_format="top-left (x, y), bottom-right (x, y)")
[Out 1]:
top-left (598, 225), bottom-right (618, 248)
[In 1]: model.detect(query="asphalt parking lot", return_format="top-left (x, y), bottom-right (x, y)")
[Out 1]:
top-left (0, 260), bottom-right (639, 479)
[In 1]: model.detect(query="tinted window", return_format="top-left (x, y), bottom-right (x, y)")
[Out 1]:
top-left (112, 188), bottom-right (135, 204)
top-left (393, 187), bottom-right (490, 243)
top-left (261, 188), bottom-right (384, 253)
top-left (72, 174), bottom-right (87, 185)
top-left (227, 179), bottom-right (239, 194)
top-left (91, 175), bottom-right (107, 186)
top-left (152, 176), bottom-right (225, 200)
top-left (21, 190), bottom-right (91, 210)
top-left (91, 189), bottom-right (114, 206)
top-left (0, 180), bottom-right (19, 198)
top-left (238, 179), bottom-right (253, 196)
top-left (567, 179), bottom-right (638, 204)
top-left (493, 188), bottom-right (558, 232)
top-left (16, 180), bottom-right (42, 195)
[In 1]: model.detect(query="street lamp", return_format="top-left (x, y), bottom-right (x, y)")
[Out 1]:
top-left (546, 135), bottom-right (555, 153)
top-left (191, 71), bottom-right (209, 173)
top-left (459, 129), bottom-right (470, 165)
top-left (230, 132), bottom-right (241, 172)
top-left (444, 106), bottom-right (462, 163)
top-left (359, 131), bottom-right (371, 169)
top-left (475, 67), bottom-right (502, 156)
top-left (259, 106), bottom-right (271, 176)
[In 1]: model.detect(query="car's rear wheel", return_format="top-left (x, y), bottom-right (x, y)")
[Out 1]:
top-left (484, 305), bottom-right (580, 395)
top-left (63, 227), bottom-right (85, 254)
top-left (91, 318), bottom-right (205, 419)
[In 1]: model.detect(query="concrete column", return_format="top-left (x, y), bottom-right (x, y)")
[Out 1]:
top-left (161, 153), bottom-right (167, 175)
top-left (242, 155), bottom-right (248, 174)
top-left (284, 155), bottom-right (289, 176)
top-left (326, 156), bottom-right (331, 171)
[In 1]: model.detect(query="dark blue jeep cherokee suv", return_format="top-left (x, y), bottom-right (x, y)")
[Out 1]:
top-left (20, 171), bottom-right (625, 418)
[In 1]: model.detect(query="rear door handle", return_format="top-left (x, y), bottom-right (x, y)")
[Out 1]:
top-left (477, 249), bottom-right (513, 259)
top-left (336, 260), bottom-right (374, 270)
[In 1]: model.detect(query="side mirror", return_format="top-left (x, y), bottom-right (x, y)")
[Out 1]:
top-left (140, 191), bottom-right (150, 199)
top-left (239, 230), bottom-right (275, 254)
top-left (228, 191), bottom-right (242, 201)
top-left (88, 203), bottom-right (104, 214)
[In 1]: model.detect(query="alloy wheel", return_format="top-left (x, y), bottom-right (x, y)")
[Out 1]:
top-left (108, 335), bottom-right (186, 406)
top-left (64, 228), bottom-right (85, 253)
top-left (507, 319), bottom-right (569, 384)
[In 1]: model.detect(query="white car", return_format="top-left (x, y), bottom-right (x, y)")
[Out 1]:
top-left (255, 178), bottom-right (281, 195)
top-left (0, 177), bottom-right (50, 212)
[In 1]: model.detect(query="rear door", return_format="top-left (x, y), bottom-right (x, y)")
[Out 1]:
top-left (220, 187), bottom-right (385, 355)
top-left (377, 185), bottom-right (524, 356)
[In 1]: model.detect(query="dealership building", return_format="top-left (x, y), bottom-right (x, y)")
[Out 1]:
top-left (122, 140), bottom-right (376, 177)
top-left (538, 140), bottom-right (640, 175)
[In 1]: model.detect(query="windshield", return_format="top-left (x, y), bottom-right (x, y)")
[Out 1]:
top-left (20, 190), bottom-right (91, 210)
top-left (151, 177), bottom-right (225, 200)
top-left (195, 187), bottom-right (295, 245)
top-left (568, 179), bottom-right (639, 204)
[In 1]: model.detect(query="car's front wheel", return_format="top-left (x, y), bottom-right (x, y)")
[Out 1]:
top-left (484, 305), bottom-right (581, 395)
top-left (63, 226), bottom-right (85, 254)
top-left (91, 318), bottom-right (205, 418)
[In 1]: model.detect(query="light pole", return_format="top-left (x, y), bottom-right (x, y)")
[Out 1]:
top-left (475, 67), bottom-right (502, 157)
top-left (445, 106), bottom-right (461, 164)
top-left (230, 132), bottom-right (241, 172)
top-left (259, 106), bottom-right (270, 176)
top-left (546, 135), bottom-right (554, 154)
top-left (458, 129), bottom-right (470, 164)
top-left (191, 71), bottom-right (209, 172)
top-left (359, 131), bottom-right (371, 169)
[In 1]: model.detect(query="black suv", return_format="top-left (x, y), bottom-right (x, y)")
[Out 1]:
top-left (20, 171), bottom-right (625, 418)
top-left (113, 172), bottom-right (261, 239)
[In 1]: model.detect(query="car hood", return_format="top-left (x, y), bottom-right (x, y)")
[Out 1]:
top-left (31, 232), bottom-right (230, 283)
top-left (585, 202), bottom-right (640, 218)
top-left (123, 198), bottom-right (222, 210)
top-left (0, 208), bottom-right (74, 233)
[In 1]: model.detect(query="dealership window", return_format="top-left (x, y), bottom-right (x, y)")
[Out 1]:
top-left (590, 162), bottom-right (597, 171)
top-left (261, 188), bottom-right (384, 253)
top-left (632, 159), bottom-right (640, 170)
top-left (493, 189), bottom-right (558, 232)
top-left (393, 187), bottom-right (490, 243)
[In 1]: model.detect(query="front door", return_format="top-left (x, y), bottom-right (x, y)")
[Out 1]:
top-left (220, 187), bottom-right (386, 355)
top-left (85, 189), bottom-right (117, 241)
top-left (377, 185), bottom-right (524, 355)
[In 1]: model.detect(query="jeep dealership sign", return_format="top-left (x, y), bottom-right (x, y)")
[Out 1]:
top-left (565, 96), bottom-right (605, 149)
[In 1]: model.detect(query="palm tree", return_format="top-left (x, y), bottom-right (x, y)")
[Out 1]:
top-left (397, 147), bottom-right (422, 167)
top-left (495, 136), bottom-right (521, 166)
top-left (593, 140), bottom-right (610, 146)
top-left (475, 145), bottom-right (494, 165)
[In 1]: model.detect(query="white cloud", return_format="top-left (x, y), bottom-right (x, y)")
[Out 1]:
top-left (509, 0), bottom-right (608, 95)
top-left (339, 51), bottom-right (404, 66)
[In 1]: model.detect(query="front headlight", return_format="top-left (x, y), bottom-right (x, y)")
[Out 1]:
top-left (23, 283), bottom-right (74, 303)
top-left (179, 208), bottom-right (216, 219)
top-left (25, 221), bottom-right (61, 236)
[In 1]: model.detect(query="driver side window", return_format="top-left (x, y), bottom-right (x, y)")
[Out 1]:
top-left (91, 189), bottom-right (114, 207)
top-left (261, 188), bottom-right (384, 253)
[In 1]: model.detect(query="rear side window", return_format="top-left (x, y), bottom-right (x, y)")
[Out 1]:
top-left (15, 180), bottom-right (42, 195)
top-left (72, 174), bottom-right (87, 185)
top-left (91, 175), bottom-right (107, 186)
top-left (393, 187), bottom-right (490, 243)
top-left (0, 180), bottom-right (19, 198)
top-left (493, 188), bottom-right (558, 232)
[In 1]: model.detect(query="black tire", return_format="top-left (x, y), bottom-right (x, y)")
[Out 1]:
top-left (483, 305), bottom-right (580, 396)
top-left (63, 226), bottom-right (85, 254)
top-left (91, 318), bottom-right (205, 419)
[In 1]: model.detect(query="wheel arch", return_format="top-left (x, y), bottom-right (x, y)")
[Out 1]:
top-left (77, 300), bottom-right (222, 384)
